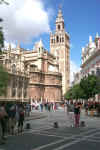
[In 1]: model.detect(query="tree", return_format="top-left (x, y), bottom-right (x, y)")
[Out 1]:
top-left (72, 84), bottom-right (85, 100)
top-left (0, 65), bottom-right (9, 96)
top-left (64, 88), bottom-right (73, 100)
top-left (0, 0), bottom-right (9, 95)
top-left (0, 27), bottom-right (4, 53)
top-left (80, 75), bottom-right (100, 100)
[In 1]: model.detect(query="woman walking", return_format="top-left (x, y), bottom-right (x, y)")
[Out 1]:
top-left (74, 104), bottom-right (80, 127)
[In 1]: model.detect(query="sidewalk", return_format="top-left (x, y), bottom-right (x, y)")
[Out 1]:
top-left (25, 110), bottom-right (47, 121)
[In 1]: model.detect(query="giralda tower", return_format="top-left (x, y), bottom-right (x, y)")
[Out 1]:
top-left (50, 9), bottom-right (70, 95)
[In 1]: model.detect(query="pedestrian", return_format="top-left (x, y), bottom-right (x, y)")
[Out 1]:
top-left (53, 103), bottom-right (57, 112)
top-left (67, 102), bottom-right (74, 127)
top-left (48, 103), bottom-right (51, 112)
top-left (9, 103), bottom-right (16, 135)
top-left (74, 104), bottom-right (80, 127)
top-left (0, 103), bottom-right (8, 144)
top-left (18, 104), bottom-right (25, 133)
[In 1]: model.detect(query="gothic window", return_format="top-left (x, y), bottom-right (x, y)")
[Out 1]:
top-left (18, 89), bottom-right (21, 97)
top-left (24, 89), bottom-right (27, 98)
top-left (51, 39), bottom-right (53, 43)
top-left (12, 64), bottom-right (16, 73)
top-left (63, 22), bottom-right (64, 29)
top-left (58, 25), bottom-right (60, 30)
top-left (56, 36), bottom-right (59, 43)
top-left (62, 37), bottom-right (64, 42)
top-left (12, 89), bottom-right (16, 97)
top-left (39, 48), bottom-right (40, 53)
top-left (60, 38), bottom-right (62, 43)
top-left (12, 79), bottom-right (16, 88)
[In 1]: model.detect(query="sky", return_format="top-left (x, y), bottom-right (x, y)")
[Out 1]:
top-left (0, 0), bottom-right (100, 83)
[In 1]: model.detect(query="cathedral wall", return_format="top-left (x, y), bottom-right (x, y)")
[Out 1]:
top-left (28, 71), bottom-right (62, 102)
top-left (28, 85), bottom-right (41, 101)
top-left (45, 74), bottom-right (62, 85)
top-left (44, 86), bottom-right (62, 102)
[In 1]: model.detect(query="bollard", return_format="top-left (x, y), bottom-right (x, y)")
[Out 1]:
top-left (25, 123), bottom-right (31, 129)
top-left (54, 122), bottom-right (59, 128)
top-left (80, 121), bottom-right (85, 127)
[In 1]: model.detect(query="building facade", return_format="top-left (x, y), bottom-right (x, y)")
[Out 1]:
top-left (81, 33), bottom-right (100, 77)
top-left (0, 44), bottom-right (29, 102)
top-left (50, 9), bottom-right (70, 95)
top-left (81, 33), bottom-right (100, 101)
top-left (23, 40), bottom-right (62, 102)
top-left (0, 9), bottom-right (70, 103)
top-left (72, 71), bottom-right (82, 86)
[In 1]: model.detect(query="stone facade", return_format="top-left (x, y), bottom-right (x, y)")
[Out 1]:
top-left (81, 33), bottom-right (100, 77)
top-left (72, 71), bottom-right (82, 86)
top-left (24, 40), bottom-right (62, 102)
top-left (0, 44), bottom-right (29, 102)
top-left (0, 9), bottom-right (70, 103)
top-left (80, 33), bottom-right (100, 101)
top-left (50, 9), bottom-right (70, 95)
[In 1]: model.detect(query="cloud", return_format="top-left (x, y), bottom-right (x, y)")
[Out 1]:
top-left (4, 41), bottom-right (16, 49)
top-left (0, 0), bottom-right (50, 43)
top-left (70, 60), bottom-right (80, 84)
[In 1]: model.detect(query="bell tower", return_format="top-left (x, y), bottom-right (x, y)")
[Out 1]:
top-left (50, 8), bottom-right (70, 95)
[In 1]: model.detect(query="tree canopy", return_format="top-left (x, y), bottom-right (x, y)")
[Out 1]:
top-left (0, 0), bottom-right (9, 96)
top-left (0, 65), bottom-right (9, 96)
top-left (64, 74), bottom-right (100, 101)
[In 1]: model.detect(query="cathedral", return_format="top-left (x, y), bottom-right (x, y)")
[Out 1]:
top-left (0, 9), bottom-right (70, 103)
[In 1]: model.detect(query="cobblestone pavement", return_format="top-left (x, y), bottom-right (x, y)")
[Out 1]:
top-left (0, 109), bottom-right (100, 150)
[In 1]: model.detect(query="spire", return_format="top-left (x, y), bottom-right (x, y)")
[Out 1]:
top-left (17, 42), bottom-right (21, 49)
top-left (56, 7), bottom-right (64, 23)
top-left (16, 41), bottom-right (21, 54)
top-left (82, 47), bottom-right (85, 54)
top-left (8, 43), bottom-right (11, 50)
top-left (89, 36), bottom-right (92, 43)
top-left (55, 7), bottom-right (64, 32)
top-left (58, 7), bottom-right (63, 18)
top-left (38, 39), bottom-right (43, 48)
top-left (96, 32), bottom-right (99, 38)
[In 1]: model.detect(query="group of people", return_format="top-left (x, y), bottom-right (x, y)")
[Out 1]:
top-left (0, 100), bottom-right (83, 144)
top-left (0, 102), bottom-right (25, 144)
top-left (32, 102), bottom-right (57, 112)
top-left (84, 101), bottom-right (100, 114)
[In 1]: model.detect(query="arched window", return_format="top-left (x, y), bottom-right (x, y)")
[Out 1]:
top-left (60, 38), bottom-right (62, 43)
top-left (39, 48), bottom-right (40, 53)
top-left (63, 23), bottom-right (64, 29)
top-left (58, 25), bottom-right (60, 30)
top-left (12, 64), bottom-right (16, 73)
top-left (56, 36), bottom-right (59, 43)
top-left (51, 39), bottom-right (53, 43)
top-left (62, 37), bottom-right (64, 42)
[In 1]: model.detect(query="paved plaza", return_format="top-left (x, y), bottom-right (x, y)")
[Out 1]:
top-left (0, 109), bottom-right (100, 150)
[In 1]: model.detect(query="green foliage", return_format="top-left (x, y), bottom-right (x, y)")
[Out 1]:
top-left (64, 88), bottom-right (73, 100)
top-left (64, 75), bottom-right (100, 101)
top-left (0, 65), bottom-right (9, 96)
top-left (80, 75), bottom-right (100, 99)
top-left (72, 84), bottom-right (85, 99)
top-left (0, 27), bottom-right (4, 51)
